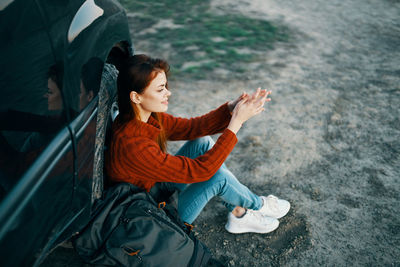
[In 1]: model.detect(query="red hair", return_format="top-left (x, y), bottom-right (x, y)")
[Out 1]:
top-left (117, 54), bottom-right (170, 152)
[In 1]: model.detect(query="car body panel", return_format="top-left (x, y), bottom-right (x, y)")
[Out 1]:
top-left (0, 0), bottom-right (132, 265)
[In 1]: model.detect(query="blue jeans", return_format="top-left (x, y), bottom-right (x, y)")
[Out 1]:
top-left (165, 136), bottom-right (263, 224)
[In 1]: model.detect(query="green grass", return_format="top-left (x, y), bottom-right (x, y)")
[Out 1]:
top-left (120, 0), bottom-right (289, 79)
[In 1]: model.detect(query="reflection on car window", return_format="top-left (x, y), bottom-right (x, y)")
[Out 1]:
top-left (0, 61), bottom-right (67, 199)
top-left (45, 62), bottom-right (64, 112)
top-left (78, 57), bottom-right (103, 111)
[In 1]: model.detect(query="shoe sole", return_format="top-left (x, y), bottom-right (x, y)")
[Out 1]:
top-left (225, 221), bottom-right (279, 234)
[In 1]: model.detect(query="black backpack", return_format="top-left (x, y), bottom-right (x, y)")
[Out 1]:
top-left (73, 183), bottom-right (215, 267)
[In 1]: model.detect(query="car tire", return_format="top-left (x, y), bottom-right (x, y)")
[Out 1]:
top-left (91, 63), bottom-right (119, 203)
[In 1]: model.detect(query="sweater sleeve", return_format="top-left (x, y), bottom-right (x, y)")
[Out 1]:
top-left (124, 129), bottom-right (237, 184)
top-left (162, 102), bottom-right (232, 141)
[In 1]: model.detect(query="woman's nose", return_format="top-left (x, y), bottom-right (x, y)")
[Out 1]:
top-left (166, 89), bottom-right (171, 97)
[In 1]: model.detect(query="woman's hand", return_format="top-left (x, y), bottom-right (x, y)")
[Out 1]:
top-left (234, 88), bottom-right (270, 123)
top-left (227, 92), bottom-right (247, 113)
top-left (227, 88), bottom-right (271, 134)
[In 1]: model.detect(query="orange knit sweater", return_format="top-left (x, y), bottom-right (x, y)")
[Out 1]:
top-left (105, 103), bottom-right (238, 191)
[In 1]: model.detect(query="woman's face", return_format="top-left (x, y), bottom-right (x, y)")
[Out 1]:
top-left (45, 77), bottom-right (63, 111)
top-left (138, 71), bottom-right (171, 114)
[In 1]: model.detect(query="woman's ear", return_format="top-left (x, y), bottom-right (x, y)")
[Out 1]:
top-left (87, 90), bottom-right (94, 102)
top-left (130, 91), bottom-right (141, 104)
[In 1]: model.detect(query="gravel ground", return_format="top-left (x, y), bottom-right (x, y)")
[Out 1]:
top-left (42, 0), bottom-right (400, 266)
top-left (187, 0), bottom-right (400, 266)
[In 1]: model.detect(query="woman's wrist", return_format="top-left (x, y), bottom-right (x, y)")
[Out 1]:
top-left (227, 118), bottom-right (242, 134)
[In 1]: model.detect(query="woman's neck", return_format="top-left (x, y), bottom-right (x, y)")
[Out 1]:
top-left (139, 109), bottom-right (151, 123)
top-left (134, 103), bottom-right (151, 122)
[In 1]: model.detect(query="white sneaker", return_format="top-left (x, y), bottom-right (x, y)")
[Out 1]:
top-left (256, 195), bottom-right (290, 219)
top-left (225, 210), bottom-right (279, 234)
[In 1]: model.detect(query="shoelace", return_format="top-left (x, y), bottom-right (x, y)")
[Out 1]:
top-left (266, 195), bottom-right (280, 212)
top-left (246, 210), bottom-right (268, 223)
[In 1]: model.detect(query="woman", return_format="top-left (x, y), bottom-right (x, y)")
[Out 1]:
top-left (106, 54), bottom-right (290, 234)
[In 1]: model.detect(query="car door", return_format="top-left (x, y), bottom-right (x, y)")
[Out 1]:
top-left (34, 0), bottom-right (102, 246)
top-left (0, 1), bottom-right (76, 266)
top-left (0, 0), bottom-right (132, 265)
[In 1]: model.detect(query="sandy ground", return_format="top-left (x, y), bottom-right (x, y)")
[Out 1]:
top-left (42, 0), bottom-right (399, 266)
top-left (167, 0), bottom-right (400, 265)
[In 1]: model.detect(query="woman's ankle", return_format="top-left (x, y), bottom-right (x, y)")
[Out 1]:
top-left (232, 206), bottom-right (247, 218)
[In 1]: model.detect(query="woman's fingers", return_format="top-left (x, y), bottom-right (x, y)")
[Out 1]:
top-left (231, 88), bottom-right (273, 125)
top-left (255, 107), bottom-right (265, 115)
top-left (259, 89), bottom-right (270, 98)
top-left (236, 98), bottom-right (248, 108)
top-left (254, 87), bottom-right (261, 99)
top-left (259, 89), bottom-right (271, 103)
top-left (254, 89), bottom-right (270, 103)
top-left (246, 88), bottom-right (271, 103)
top-left (248, 87), bottom-right (260, 102)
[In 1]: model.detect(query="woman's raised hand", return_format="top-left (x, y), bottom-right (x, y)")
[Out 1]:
top-left (227, 88), bottom-right (271, 134)
top-left (234, 88), bottom-right (271, 123)
top-left (227, 92), bottom-right (247, 113)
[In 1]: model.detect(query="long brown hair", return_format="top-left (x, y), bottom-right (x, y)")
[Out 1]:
top-left (117, 54), bottom-right (170, 152)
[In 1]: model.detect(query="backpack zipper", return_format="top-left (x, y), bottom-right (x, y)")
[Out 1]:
top-left (122, 246), bottom-right (143, 262)
top-left (145, 208), bottom-right (186, 238)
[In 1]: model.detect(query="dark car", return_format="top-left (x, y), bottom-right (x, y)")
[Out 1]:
top-left (0, 0), bottom-right (132, 265)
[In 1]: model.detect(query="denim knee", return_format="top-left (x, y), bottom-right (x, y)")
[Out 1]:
top-left (206, 174), bottom-right (228, 196)
top-left (191, 136), bottom-right (214, 151)
top-left (176, 136), bottom-right (215, 159)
